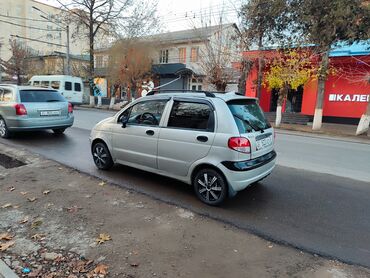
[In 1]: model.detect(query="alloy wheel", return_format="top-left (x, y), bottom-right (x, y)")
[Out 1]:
top-left (194, 169), bottom-right (227, 205)
top-left (92, 142), bottom-right (113, 170)
top-left (0, 118), bottom-right (7, 138)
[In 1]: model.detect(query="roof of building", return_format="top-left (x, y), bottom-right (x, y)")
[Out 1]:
top-left (148, 23), bottom-right (238, 44)
top-left (28, 51), bottom-right (89, 61)
top-left (330, 41), bottom-right (370, 57)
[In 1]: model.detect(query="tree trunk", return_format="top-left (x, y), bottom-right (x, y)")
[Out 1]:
top-left (312, 50), bottom-right (330, 130)
top-left (256, 35), bottom-right (263, 99)
top-left (356, 95), bottom-right (370, 135)
top-left (238, 58), bottom-right (252, 95)
top-left (275, 84), bottom-right (288, 127)
top-left (88, 14), bottom-right (94, 97)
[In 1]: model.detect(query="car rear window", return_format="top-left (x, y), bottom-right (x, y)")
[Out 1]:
top-left (20, 90), bottom-right (66, 103)
top-left (227, 99), bottom-right (271, 133)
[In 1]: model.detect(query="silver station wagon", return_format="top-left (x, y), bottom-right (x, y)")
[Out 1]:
top-left (90, 91), bottom-right (276, 205)
top-left (0, 85), bottom-right (74, 138)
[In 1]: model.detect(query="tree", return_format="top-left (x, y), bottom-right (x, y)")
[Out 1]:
top-left (290, 0), bottom-right (370, 130)
top-left (108, 39), bottom-right (156, 100)
top-left (0, 39), bottom-right (32, 85)
top-left (240, 0), bottom-right (288, 99)
top-left (56, 0), bottom-right (159, 106)
top-left (264, 49), bottom-right (316, 126)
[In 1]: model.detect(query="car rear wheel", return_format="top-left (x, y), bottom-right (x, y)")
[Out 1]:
top-left (52, 128), bottom-right (65, 135)
top-left (193, 168), bottom-right (228, 206)
top-left (92, 142), bottom-right (113, 170)
top-left (0, 117), bottom-right (11, 139)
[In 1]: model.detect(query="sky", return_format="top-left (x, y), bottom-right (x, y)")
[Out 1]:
top-left (36, 0), bottom-right (243, 32)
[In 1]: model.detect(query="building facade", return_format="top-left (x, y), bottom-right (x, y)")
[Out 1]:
top-left (0, 0), bottom-right (109, 75)
top-left (244, 42), bottom-right (370, 124)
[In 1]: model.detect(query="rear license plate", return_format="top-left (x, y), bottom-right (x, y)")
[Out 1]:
top-left (40, 110), bottom-right (61, 116)
top-left (256, 136), bottom-right (272, 150)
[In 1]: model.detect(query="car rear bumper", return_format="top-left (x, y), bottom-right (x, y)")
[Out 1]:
top-left (219, 151), bottom-right (277, 192)
top-left (7, 115), bottom-right (74, 131)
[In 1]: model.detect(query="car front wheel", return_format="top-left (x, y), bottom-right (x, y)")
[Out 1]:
top-left (92, 142), bottom-right (114, 170)
top-left (0, 117), bottom-right (11, 139)
top-left (193, 168), bottom-right (228, 206)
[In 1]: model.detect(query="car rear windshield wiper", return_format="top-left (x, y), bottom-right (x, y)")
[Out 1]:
top-left (233, 114), bottom-right (264, 133)
top-left (46, 99), bottom-right (61, 102)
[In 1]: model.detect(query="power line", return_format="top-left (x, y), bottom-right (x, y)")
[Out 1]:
top-left (0, 18), bottom-right (62, 32)
top-left (10, 35), bottom-right (66, 48)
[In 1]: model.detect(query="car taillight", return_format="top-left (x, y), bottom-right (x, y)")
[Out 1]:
top-left (68, 103), bottom-right (73, 113)
top-left (228, 137), bottom-right (251, 153)
top-left (14, 104), bottom-right (27, 115)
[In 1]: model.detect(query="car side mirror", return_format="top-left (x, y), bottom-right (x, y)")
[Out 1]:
top-left (121, 116), bottom-right (128, 128)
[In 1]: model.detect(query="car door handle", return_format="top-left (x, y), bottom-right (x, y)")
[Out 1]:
top-left (197, 135), bottom-right (208, 142)
top-left (146, 130), bottom-right (155, 136)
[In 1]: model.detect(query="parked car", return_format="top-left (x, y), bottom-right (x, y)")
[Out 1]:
top-left (90, 91), bottom-right (276, 205)
top-left (29, 75), bottom-right (84, 104)
top-left (0, 84), bottom-right (74, 138)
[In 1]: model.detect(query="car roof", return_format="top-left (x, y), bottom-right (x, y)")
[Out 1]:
top-left (145, 91), bottom-right (257, 102)
top-left (0, 84), bottom-right (58, 91)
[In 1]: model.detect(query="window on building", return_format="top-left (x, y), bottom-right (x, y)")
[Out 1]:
top-left (51, 81), bottom-right (60, 89)
top-left (159, 49), bottom-right (169, 64)
top-left (190, 47), bottom-right (199, 62)
top-left (168, 101), bottom-right (213, 131)
top-left (65, 81), bottom-right (72, 91)
top-left (96, 56), bottom-right (103, 68)
top-left (74, 83), bottom-right (81, 92)
top-left (192, 85), bottom-right (197, 91)
top-left (178, 48), bottom-right (186, 63)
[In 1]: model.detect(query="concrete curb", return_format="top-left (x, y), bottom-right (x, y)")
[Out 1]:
top-left (0, 260), bottom-right (19, 278)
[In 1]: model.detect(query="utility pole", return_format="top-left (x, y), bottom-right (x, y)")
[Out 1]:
top-left (32, 6), bottom-right (70, 75)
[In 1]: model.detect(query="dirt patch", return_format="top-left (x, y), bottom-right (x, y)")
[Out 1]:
top-left (0, 153), bottom-right (26, 169)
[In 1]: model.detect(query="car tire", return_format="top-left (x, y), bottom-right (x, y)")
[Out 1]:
top-left (193, 168), bottom-right (228, 206)
top-left (92, 142), bottom-right (114, 170)
top-left (0, 117), bottom-right (11, 139)
top-left (52, 128), bottom-right (66, 135)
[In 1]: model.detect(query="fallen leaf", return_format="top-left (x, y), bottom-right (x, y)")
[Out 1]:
top-left (58, 167), bottom-right (63, 170)
top-left (1, 203), bottom-right (12, 209)
top-left (31, 233), bottom-right (45, 241)
top-left (20, 192), bottom-right (28, 195)
top-left (19, 216), bottom-right (29, 224)
top-left (130, 262), bottom-right (139, 267)
top-left (93, 264), bottom-right (108, 275)
top-left (7, 186), bottom-right (15, 192)
top-left (0, 233), bottom-right (13, 240)
top-left (0, 241), bottom-right (15, 251)
top-left (67, 206), bottom-right (82, 213)
top-left (12, 205), bottom-right (20, 209)
top-left (99, 181), bottom-right (106, 186)
top-left (31, 220), bottom-right (43, 229)
top-left (268, 245), bottom-right (273, 248)
top-left (43, 190), bottom-right (51, 195)
top-left (95, 233), bottom-right (111, 245)
top-left (27, 197), bottom-right (37, 202)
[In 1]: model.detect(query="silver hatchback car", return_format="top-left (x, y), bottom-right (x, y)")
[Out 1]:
top-left (0, 85), bottom-right (74, 138)
top-left (90, 91), bottom-right (276, 205)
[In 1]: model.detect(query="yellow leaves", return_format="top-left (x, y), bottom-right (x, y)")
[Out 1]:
top-left (19, 216), bottom-right (29, 224)
top-left (99, 181), bottom-right (106, 186)
top-left (95, 233), bottom-right (111, 245)
top-left (31, 233), bottom-right (46, 241)
top-left (93, 264), bottom-right (108, 275)
top-left (43, 190), bottom-right (51, 195)
top-left (0, 233), bottom-right (13, 241)
top-left (20, 191), bottom-right (28, 195)
top-left (0, 240), bottom-right (15, 251)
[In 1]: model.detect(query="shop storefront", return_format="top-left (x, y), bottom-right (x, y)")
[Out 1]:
top-left (244, 43), bottom-right (370, 124)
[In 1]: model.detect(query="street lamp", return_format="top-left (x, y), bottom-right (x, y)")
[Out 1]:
top-left (32, 6), bottom-right (70, 75)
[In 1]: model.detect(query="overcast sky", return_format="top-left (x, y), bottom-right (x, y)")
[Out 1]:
top-left (36, 0), bottom-right (243, 32)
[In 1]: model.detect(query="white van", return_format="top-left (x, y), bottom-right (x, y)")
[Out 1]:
top-left (29, 75), bottom-right (84, 104)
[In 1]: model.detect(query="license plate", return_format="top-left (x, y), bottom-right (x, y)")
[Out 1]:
top-left (40, 110), bottom-right (61, 116)
top-left (256, 136), bottom-right (272, 150)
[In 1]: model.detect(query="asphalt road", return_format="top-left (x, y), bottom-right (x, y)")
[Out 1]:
top-left (1, 108), bottom-right (370, 268)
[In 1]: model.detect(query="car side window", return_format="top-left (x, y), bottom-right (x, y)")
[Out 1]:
top-left (124, 100), bottom-right (167, 126)
top-left (2, 89), bottom-right (13, 102)
top-left (75, 83), bottom-right (81, 92)
top-left (65, 81), bottom-right (72, 91)
top-left (167, 101), bottom-right (214, 131)
top-left (0, 89), bottom-right (3, 101)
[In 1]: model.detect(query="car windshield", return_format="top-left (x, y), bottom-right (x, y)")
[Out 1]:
top-left (20, 90), bottom-right (66, 103)
top-left (227, 99), bottom-right (271, 133)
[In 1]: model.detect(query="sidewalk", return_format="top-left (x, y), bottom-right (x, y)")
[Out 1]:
top-left (1, 144), bottom-right (370, 277)
top-left (274, 122), bottom-right (370, 141)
